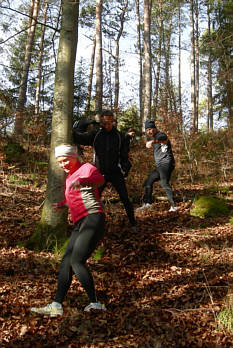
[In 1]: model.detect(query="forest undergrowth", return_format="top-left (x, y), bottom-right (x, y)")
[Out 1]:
top-left (0, 132), bottom-right (233, 347)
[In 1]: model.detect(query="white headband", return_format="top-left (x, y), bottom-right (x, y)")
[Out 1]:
top-left (55, 145), bottom-right (77, 158)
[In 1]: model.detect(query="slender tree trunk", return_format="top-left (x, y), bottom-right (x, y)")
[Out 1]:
top-left (153, 16), bottom-right (163, 116)
top-left (108, 41), bottom-right (113, 109)
top-left (178, 4), bottom-right (182, 130)
top-left (163, 19), bottom-right (172, 120)
top-left (35, 0), bottom-right (49, 116)
top-left (207, 1), bottom-right (213, 132)
top-left (189, 0), bottom-right (197, 133)
top-left (135, 0), bottom-right (143, 128)
top-left (195, 0), bottom-right (199, 131)
top-left (85, 34), bottom-right (96, 115)
top-left (114, 0), bottom-right (128, 111)
top-left (142, 0), bottom-right (152, 129)
top-left (113, 37), bottom-right (120, 111)
top-left (27, 0), bottom-right (79, 251)
top-left (95, 0), bottom-right (103, 119)
top-left (14, 0), bottom-right (40, 136)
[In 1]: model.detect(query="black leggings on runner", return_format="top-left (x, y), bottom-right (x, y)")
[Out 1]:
top-left (143, 164), bottom-right (175, 205)
top-left (98, 171), bottom-right (136, 226)
top-left (54, 213), bottom-right (105, 304)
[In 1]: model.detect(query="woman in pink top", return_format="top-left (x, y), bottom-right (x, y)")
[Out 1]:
top-left (31, 144), bottom-right (106, 316)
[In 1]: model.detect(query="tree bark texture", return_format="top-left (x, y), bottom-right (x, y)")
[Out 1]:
top-left (178, 4), bottom-right (182, 129)
top-left (142, 0), bottom-right (152, 129)
top-left (35, 0), bottom-right (49, 116)
top-left (136, 0), bottom-right (143, 127)
top-left (85, 34), bottom-right (96, 114)
top-left (27, 0), bottom-right (79, 251)
top-left (153, 12), bottom-right (163, 118)
top-left (14, 0), bottom-right (40, 136)
top-left (194, 0), bottom-right (199, 131)
top-left (207, 2), bottom-right (213, 132)
top-left (95, 0), bottom-right (103, 119)
top-left (114, 0), bottom-right (129, 111)
top-left (189, 0), bottom-right (197, 133)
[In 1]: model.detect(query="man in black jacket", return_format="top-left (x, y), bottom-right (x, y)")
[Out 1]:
top-left (73, 110), bottom-right (137, 229)
top-left (137, 119), bottom-right (178, 212)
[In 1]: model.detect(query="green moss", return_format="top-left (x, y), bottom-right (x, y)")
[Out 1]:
top-left (93, 247), bottom-right (105, 260)
top-left (25, 220), bottom-right (68, 252)
top-left (217, 309), bottom-right (233, 331)
top-left (190, 195), bottom-right (229, 219)
top-left (9, 174), bottom-right (30, 185)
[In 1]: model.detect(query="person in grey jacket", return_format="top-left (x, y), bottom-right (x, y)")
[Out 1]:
top-left (137, 119), bottom-right (178, 212)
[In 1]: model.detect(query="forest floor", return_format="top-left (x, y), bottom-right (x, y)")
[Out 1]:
top-left (0, 138), bottom-right (233, 347)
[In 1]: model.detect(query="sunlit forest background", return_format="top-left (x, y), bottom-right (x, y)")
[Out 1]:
top-left (0, 0), bottom-right (233, 347)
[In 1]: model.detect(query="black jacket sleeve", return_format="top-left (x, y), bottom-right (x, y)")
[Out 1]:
top-left (155, 132), bottom-right (168, 141)
top-left (73, 128), bottom-right (98, 146)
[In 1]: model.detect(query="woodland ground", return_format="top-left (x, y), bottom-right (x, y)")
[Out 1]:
top-left (0, 134), bottom-right (233, 348)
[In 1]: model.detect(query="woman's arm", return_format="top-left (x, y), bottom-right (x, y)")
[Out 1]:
top-left (69, 164), bottom-right (105, 191)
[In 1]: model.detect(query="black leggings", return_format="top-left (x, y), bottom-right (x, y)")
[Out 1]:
top-left (98, 171), bottom-right (136, 226)
top-left (54, 213), bottom-right (105, 304)
top-left (143, 164), bottom-right (175, 205)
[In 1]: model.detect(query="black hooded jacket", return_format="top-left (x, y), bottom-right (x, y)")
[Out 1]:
top-left (73, 127), bottom-right (131, 175)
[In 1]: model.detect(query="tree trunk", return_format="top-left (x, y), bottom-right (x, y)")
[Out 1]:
top-left (35, 0), bottom-right (49, 116)
top-left (195, 0), bottom-right (199, 131)
top-left (85, 34), bottom-right (96, 115)
top-left (114, 0), bottom-right (128, 111)
top-left (14, 0), bottom-right (40, 137)
top-left (163, 19), bottom-right (172, 121)
top-left (135, 0), bottom-right (143, 128)
top-left (142, 0), bottom-right (152, 129)
top-left (27, 0), bottom-right (79, 251)
top-left (153, 8), bottom-right (163, 118)
top-left (207, 1), bottom-right (213, 132)
top-left (178, 3), bottom-right (182, 130)
top-left (189, 0), bottom-right (197, 134)
top-left (107, 41), bottom-right (113, 109)
top-left (95, 0), bottom-right (103, 119)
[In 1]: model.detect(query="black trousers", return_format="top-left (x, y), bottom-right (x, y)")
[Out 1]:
top-left (54, 213), bottom-right (105, 304)
top-left (98, 171), bottom-right (136, 226)
top-left (143, 163), bottom-right (175, 205)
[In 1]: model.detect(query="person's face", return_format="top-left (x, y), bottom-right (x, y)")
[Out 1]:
top-left (101, 115), bottom-right (114, 132)
top-left (146, 127), bottom-right (156, 138)
top-left (57, 156), bottom-right (78, 174)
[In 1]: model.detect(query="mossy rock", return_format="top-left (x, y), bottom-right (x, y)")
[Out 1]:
top-left (190, 195), bottom-right (229, 219)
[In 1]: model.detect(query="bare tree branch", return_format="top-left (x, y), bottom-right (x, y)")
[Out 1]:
top-left (0, 5), bottom-right (59, 32)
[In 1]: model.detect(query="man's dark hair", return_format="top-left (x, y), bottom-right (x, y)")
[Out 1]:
top-left (101, 110), bottom-right (114, 117)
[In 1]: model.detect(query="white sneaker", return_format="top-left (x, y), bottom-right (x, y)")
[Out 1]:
top-left (136, 203), bottom-right (152, 211)
top-left (169, 206), bottom-right (178, 212)
top-left (84, 302), bottom-right (106, 312)
top-left (31, 301), bottom-right (63, 317)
